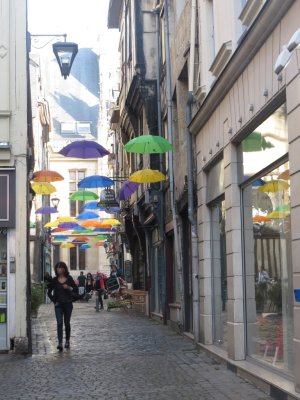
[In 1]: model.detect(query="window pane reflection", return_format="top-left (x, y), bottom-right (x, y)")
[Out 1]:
top-left (243, 161), bottom-right (293, 372)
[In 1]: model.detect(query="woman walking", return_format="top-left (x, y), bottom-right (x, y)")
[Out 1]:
top-left (47, 261), bottom-right (78, 351)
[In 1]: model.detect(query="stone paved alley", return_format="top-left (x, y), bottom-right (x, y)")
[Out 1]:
top-left (0, 300), bottom-right (272, 400)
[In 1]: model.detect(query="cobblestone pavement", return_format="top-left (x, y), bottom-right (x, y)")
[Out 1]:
top-left (0, 300), bottom-right (272, 400)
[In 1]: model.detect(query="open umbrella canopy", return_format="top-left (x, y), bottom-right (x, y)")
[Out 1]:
top-left (81, 220), bottom-right (103, 228)
top-left (129, 169), bottom-right (166, 183)
top-left (95, 242), bottom-right (105, 247)
top-left (70, 190), bottom-right (99, 201)
top-left (252, 215), bottom-right (271, 223)
top-left (58, 222), bottom-right (80, 229)
top-left (52, 235), bottom-right (69, 241)
top-left (44, 220), bottom-right (59, 228)
top-left (119, 180), bottom-right (139, 200)
top-left (278, 169), bottom-right (289, 180)
top-left (72, 236), bottom-right (89, 244)
top-left (71, 229), bottom-right (93, 234)
top-left (35, 206), bottom-right (58, 214)
top-left (78, 175), bottom-right (114, 189)
top-left (76, 211), bottom-right (99, 220)
top-left (242, 131), bottom-right (274, 152)
top-left (101, 218), bottom-right (121, 225)
top-left (31, 182), bottom-right (57, 195)
top-left (59, 140), bottom-right (110, 159)
top-left (93, 228), bottom-right (113, 233)
top-left (57, 216), bottom-right (77, 222)
top-left (61, 243), bottom-right (76, 249)
top-left (32, 170), bottom-right (64, 182)
top-left (82, 201), bottom-right (102, 210)
top-left (124, 135), bottom-right (173, 154)
top-left (51, 227), bottom-right (69, 233)
top-left (258, 179), bottom-right (290, 193)
top-left (79, 244), bottom-right (91, 250)
top-left (266, 210), bottom-right (290, 219)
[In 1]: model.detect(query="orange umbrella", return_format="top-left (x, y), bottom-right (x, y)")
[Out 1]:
top-left (51, 227), bottom-right (69, 233)
top-left (253, 215), bottom-right (270, 223)
top-left (81, 220), bottom-right (102, 228)
top-left (32, 170), bottom-right (64, 182)
top-left (72, 236), bottom-right (89, 244)
top-left (95, 242), bottom-right (105, 247)
top-left (278, 169), bottom-right (289, 181)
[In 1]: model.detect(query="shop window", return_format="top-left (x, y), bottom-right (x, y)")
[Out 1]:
top-left (243, 161), bottom-right (293, 373)
top-left (211, 200), bottom-right (227, 349)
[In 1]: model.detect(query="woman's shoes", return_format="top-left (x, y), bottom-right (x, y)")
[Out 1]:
top-left (57, 343), bottom-right (63, 352)
top-left (64, 340), bottom-right (70, 349)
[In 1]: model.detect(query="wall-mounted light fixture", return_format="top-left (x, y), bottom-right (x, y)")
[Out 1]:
top-left (51, 197), bottom-right (60, 209)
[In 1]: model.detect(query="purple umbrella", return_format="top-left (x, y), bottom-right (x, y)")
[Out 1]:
top-left (58, 222), bottom-right (80, 229)
top-left (35, 206), bottom-right (58, 214)
top-left (58, 140), bottom-right (110, 159)
top-left (119, 180), bottom-right (140, 200)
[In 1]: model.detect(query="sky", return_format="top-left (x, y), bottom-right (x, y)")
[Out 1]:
top-left (28, 0), bottom-right (111, 48)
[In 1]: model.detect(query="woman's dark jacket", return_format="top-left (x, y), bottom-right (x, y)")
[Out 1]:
top-left (47, 276), bottom-right (78, 304)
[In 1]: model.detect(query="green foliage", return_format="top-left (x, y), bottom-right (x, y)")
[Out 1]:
top-left (31, 283), bottom-right (44, 313)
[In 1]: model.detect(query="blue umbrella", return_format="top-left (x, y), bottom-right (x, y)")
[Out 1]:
top-left (82, 201), bottom-right (101, 210)
top-left (79, 244), bottom-right (91, 250)
top-left (78, 175), bottom-right (114, 189)
top-left (35, 206), bottom-right (58, 214)
top-left (93, 228), bottom-right (113, 233)
top-left (76, 211), bottom-right (99, 220)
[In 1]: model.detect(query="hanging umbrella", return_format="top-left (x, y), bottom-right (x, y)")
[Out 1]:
top-left (32, 170), bottom-right (64, 182)
top-left (31, 182), bottom-right (57, 195)
top-left (76, 211), bottom-right (99, 220)
top-left (57, 216), bottom-right (77, 223)
top-left (103, 206), bottom-right (121, 213)
top-left (275, 204), bottom-right (290, 212)
top-left (61, 243), bottom-right (76, 249)
top-left (129, 169), bottom-right (166, 183)
top-left (124, 135), bottom-right (173, 154)
top-left (93, 228), bottom-right (113, 233)
top-left (95, 242), bottom-right (105, 247)
top-left (278, 169), bottom-right (289, 180)
top-left (52, 235), bottom-right (69, 241)
top-left (266, 210), bottom-right (290, 219)
top-left (258, 179), bottom-right (290, 193)
top-left (119, 180), bottom-right (140, 200)
top-left (252, 215), bottom-right (271, 223)
top-left (71, 229), bottom-right (93, 234)
top-left (242, 131), bottom-right (274, 152)
top-left (69, 190), bottom-right (99, 201)
top-left (72, 236), bottom-right (89, 244)
top-left (58, 140), bottom-right (110, 159)
top-left (252, 178), bottom-right (265, 187)
top-left (81, 220), bottom-right (103, 228)
top-left (82, 201), bottom-right (102, 210)
top-left (35, 206), bottom-right (58, 214)
top-left (79, 244), bottom-right (91, 250)
top-left (51, 227), bottom-right (69, 233)
top-left (97, 222), bottom-right (114, 228)
top-left (78, 175), bottom-right (114, 189)
top-left (44, 220), bottom-right (59, 228)
top-left (101, 218), bottom-right (121, 225)
top-left (58, 222), bottom-right (80, 229)
top-left (92, 234), bottom-right (108, 241)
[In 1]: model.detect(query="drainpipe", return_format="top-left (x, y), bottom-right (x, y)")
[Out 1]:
top-left (187, 0), bottom-right (200, 343)
top-left (164, 0), bottom-right (183, 308)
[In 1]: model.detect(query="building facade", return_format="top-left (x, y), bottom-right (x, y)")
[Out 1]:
top-left (108, 0), bottom-right (300, 396)
top-left (0, 0), bottom-right (31, 353)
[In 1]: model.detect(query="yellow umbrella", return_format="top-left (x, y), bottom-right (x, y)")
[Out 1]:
top-left (31, 182), bottom-right (57, 195)
top-left (44, 220), bottom-right (59, 228)
top-left (101, 219), bottom-right (121, 225)
top-left (61, 243), bottom-right (76, 248)
top-left (57, 216), bottom-right (77, 222)
top-left (258, 179), bottom-right (289, 193)
top-left (266, 211), bottom-right (290, 219)
top-left (129, 169), bottom-right (166, 183)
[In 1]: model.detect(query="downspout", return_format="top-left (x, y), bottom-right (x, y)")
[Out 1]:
top-left (187, 0), bottom-right (200, 343)
top-left (164, 0), bottom-right (183, 308)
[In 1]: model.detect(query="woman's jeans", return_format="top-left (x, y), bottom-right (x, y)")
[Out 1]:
top-left (55, 302), bottom-right (73, 343)
top-left (95, 290), bottom-right (103, 311)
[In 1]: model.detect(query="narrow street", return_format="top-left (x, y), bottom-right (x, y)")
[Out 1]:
top-left (0, 300), bottom-right (272, 400)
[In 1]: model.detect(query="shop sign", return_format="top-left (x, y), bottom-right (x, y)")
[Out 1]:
top-left (0, 170), bottom-right (15, 227)
top-left (98, 188), bottom-right (119, 207)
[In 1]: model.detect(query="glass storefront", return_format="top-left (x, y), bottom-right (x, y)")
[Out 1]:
top-left (211, 200), bottom-right (227, 349)
top-left (0, 231), bottom-right (8, 350)
top-left (241, 104), bottom-right (293, 373)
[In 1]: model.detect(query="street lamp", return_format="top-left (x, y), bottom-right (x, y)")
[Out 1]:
top-left (29, 33), bottom-right (78, 79)
top-left (51, 197), bottom-right (60, 209)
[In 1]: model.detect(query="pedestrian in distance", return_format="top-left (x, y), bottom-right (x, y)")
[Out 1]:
top-left (94, 271), bottom-right (107, 312)
top-left (85, 272), bottom-right (94, 293)
top-left (77, 270), bottom-right (86, 299)
top-left (47, 261), bottom-right (78, 351)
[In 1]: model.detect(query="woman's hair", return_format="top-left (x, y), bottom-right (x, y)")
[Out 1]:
top-left (54, 261), bottom-right (70, 277)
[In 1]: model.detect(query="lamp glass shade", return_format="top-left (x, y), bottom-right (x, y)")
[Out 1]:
top-left (52, 42), bottom-right (78, 79)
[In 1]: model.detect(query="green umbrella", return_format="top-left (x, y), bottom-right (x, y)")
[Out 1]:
top-left (124, 135), bottom-right (173, 154)
top-left (69, 190), bottom-right (99, 201)
top-left (242, 131), bottom-right (274, 152)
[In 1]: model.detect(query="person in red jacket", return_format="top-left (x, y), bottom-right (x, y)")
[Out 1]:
top-left (94, 271), bottom-right (107, 312)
